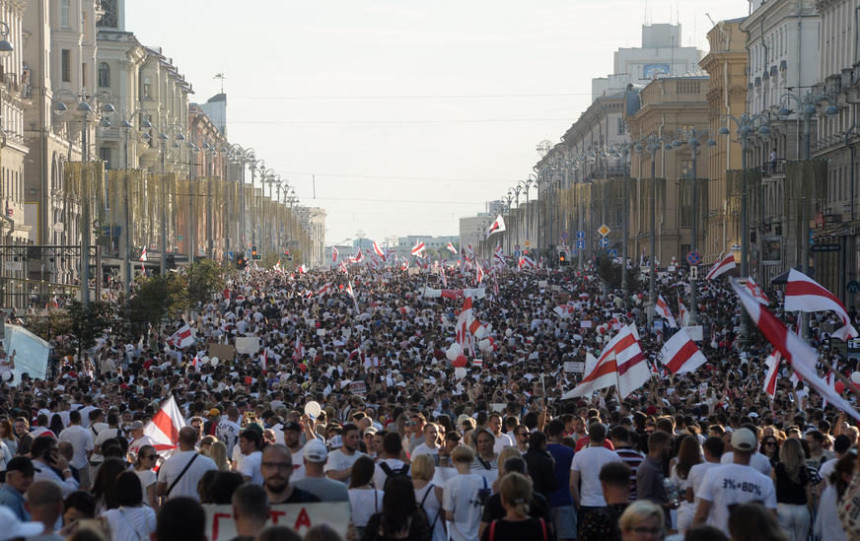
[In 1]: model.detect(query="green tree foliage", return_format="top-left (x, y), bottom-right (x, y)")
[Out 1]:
top-left (67, 300), bottom-right (113, 359)
top-left (595, 255), bottom-right (622, 291)
top-left (124, 274), bottom-right (186, 336)
top-left (186, 259), bottom-right (227, 307)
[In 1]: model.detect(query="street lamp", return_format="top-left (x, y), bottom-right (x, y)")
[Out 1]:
top-left (719, 113), bottom-right (771, 339)
top-left (610, 143), bottom-right (631, 292)
top-left (634, 135), bottom-right (665, 329)
top-left (672, 128), bottom-right (715, 325)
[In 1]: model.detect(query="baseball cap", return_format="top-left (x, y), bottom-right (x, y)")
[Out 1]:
top-left (283, 421), bottom-right (301, 432)
top-left (208, 408), bottom-right (221, 417)
top-left (304, 439), bottom-right (328, 463)
top-left (130, 421), bottom-right (144, 430)
top-left (0, 506), bottom-right (43, 540)
top-left (731, 428), bottom-right (757, 452)
top-left (5, 456), bottom-right (34, 476)
top-left (329, 435), bottom-right (343, 449)
top-left (364, 426), bottom-right (378, 436)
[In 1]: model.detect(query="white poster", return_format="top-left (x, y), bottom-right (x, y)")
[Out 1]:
top-left (204, 503), bottom-right (349, 540)
top-left (686, 325), bottom-right (704, 342)
top-left (4, 324), bottom-right (50, 385)
top-left (234, 336), bottom-right (260, 354)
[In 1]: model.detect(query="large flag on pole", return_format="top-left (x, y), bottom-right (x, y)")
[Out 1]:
top-left (486, 215), bottom-right (506, 237)
top-left (763, 350), bottom-right (781, 399)
top-left (743, 277), bottom-right (770, 305)
top-left (730, 278), bottom-right (860, 421)
top-left (446, 242), bottom-right (458, 255)
top-left (143, 395), bottom-right (185, 454)
top-left (784, 269), bottom-right (858, 340)
top-left (563, 324), bottom-right (646, 399)
top-left (705, 252), bottom-right (736, 280)
top-left (677, 294), bottom-right (690, 327)
top-left (167, 324), bottom-right (195, 349)
top-left (658, 327), bottom-right (707, 374)
top-left (655, 295), bottom-right (678, 328)
top-left (411, 241), bottom-right (426, 256)
top-left (331, 246), bottom-right (338, 263)
top-left (372, 241), bottom-right (386, 260)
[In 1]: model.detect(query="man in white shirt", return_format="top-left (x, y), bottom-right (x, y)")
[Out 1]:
top-left (57, 411), bottom-right (93, 490)
top-left (570, 423), bottom-right (622, 524)
top-left (92, 412), bottom-right (121, 468)
top-left (692, 428), bottom-right (777, 535)
top-left (373, 432), bottom-right (410, 489)
top-left (128, 421), bottom-right (156, 458)
top-left (324, 423), bottom-right (364, 484)
top-left (411, 423), bottom-right (441, 459)
top-left (488, 413), bottom-right (513, 455)
top-left (719, 424), bottom-right (772, 476)
top-left (216, 406), bottom-right (242, 458)
top-left (29, 436), bottom-right (79, 498)
top-left (685, 436), bottom-right (724, 504)
top-left (443, 445), bottom-right (488, 541)
top-left (157, 427), bottom-right (217, 502)
top-left (238, 429), bottom-right (264, 484)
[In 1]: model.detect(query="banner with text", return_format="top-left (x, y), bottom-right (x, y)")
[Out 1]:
top-left (204, 502), bottom-right (350, 540)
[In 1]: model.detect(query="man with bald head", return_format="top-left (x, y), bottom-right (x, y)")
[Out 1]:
top-left (156, 426), bottom-right (217, 502)
top-left (261, 444), bottom-right (320, 504)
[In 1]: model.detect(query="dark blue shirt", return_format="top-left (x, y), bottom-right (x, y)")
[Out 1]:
top-left (547, 443), bottom-right (574, 507)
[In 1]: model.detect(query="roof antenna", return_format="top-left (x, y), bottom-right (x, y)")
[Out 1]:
top-left (214, 73), bottom-right (227, 94)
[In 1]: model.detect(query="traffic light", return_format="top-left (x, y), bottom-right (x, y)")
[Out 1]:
top-left (559, 251), bottom-right (568, 265)
top-left (237, 256), bottom-right (247, 269)
top-left (251, 246), bottom-right (260, 260)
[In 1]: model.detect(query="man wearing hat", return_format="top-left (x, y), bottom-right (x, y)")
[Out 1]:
top-left (128, 420), bottom-right (156, 458)
top-left (292, 439), bottom-right (348, 502)
top-left (691, 428), bottom-right (777, 534)
top-left (0, 456), bottom-right (35, 520)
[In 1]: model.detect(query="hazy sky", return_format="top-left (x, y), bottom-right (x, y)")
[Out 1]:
top-left (126, 0), bottom-right (749, 246)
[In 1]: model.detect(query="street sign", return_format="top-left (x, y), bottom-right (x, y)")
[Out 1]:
top-left (598, 224), bottom-right (611, 237)
top-left (598, 237), bottom-right (609, 248)
top-left (686, 251), bottom-right (701, 266)
top-left (848, 280), bottom-right (860, 295)
top-left (576, 230), bottom-right (585, 241)
top-left (514, 244), bottom-right (520, 251)
top-left (690, 265), bottom-right (698, 280)
top-left (811, 244), bottom-right (840, 252)
top-left (576, 239), bottom-right (585, 249)
top-left (525, 240), bottom-right (530, 247)
top-left (177, 235), bottom-right (184, 241)
top-left (561, 231), bottom-right (569, 242)
top-left (607, 248), bottom-right (618, 258)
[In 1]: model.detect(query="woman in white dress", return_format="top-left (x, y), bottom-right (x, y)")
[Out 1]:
top-left (134, 445), bottom-right (158, 510)
top-left (348, 455), bottom-right (385, 539)
top-left (101, 471), bottom-right (157, 541)
top-left (412, 453), bottom-right (446, 541)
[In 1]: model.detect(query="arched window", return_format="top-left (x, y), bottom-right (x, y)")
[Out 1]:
top-left (98, 62), bottom-right (110, 88)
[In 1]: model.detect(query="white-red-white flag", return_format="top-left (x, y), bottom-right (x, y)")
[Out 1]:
top-left (475, 262), bottom-right (484, 286)
top-left (705, 252), bottom-right (736, 280)
top-left (494, 245), bottom-right (505, 268)
top-left (292, 336), bottom-right (303, 362)
top-left (614, 324), bottom-right (649, 398)
top-left (139, 246), bottom-right (148, 262)
top-left (763, 350), bottom-right (781, 399)
top-left (316, 282), bottom-right (332, 296)
top-left (446, 242), bottom-right (458, 255)
top-left (411, 241), bottom-right (426, 256)
top-left (563, 345), bottom-right (619, 399)
top-left (191, 352), bottom-right (200, 372)
top-left (486, 215), bottom-right (506, 237)
top-left (346, 280), bottom-right (360, 313)
top-left (730, 278), bottom-right (860, 421)
top-left (743, 277), bottom-right (770, 305)
top-left (659, 327), bottom-right (706, 374)
top-left (785, 269), bottom-right (858, 340)
top-left (142, 395), bottom-right (185, 454)
top-left (348, 249), bottom-right (364, 264)
top-left (677, 294), bottom-right (690, 327)
top-left (331, 246), bottom-right (338, 263)
top-left (372, 240), bottom-right (386, 260)
top-left (167, 324), bottom-right (195, 349)
top-left (655, 295), bottom-right (678, 328)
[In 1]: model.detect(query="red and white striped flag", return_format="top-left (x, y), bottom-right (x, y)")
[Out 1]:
top-left (486, 215), bottom-right (506, 237)
top-left (659, 327), bottom-right (706, 374)
top-left (372, 240), bottom-right (386, 260)
top-left (191, 352), bottom-right (200, 372)
top-left (316, 282), bottom-right (332, 296)
top-left (494, 245), bottom-right (505, 268)
top-left (743, 277), bottom-right (770, 305)
top-left (411, 241), bottom-right (426, 256)
top-left (763, 350), bottom-right (781, 399)
top-left (142, 396), bottom-right (185, 454)
top-left (730, 278), bottom-right (860, 421)
top-left (167, 324), bottom-right (195, 349)
top-left (139, 246), bottom-right (148, 262)
top-left (677, 294), bottom-right (689, 327)
top-left (346, 280), bottom-right (360, 313)
top-left (292, 336), bottom-right (303, 362)
top-left (518, 254), bottom-right (536, 270)
top-left (349, 249), bottom-right (364, 264)
top-left (705, 252), bottom-right (736, 280)
top-left (446, 242), bottom-right (458, 255)
top-left (785, 269), bottom-right (858, 340)
top-left (655, 295), bottom-right (678, 328)
top-left (475, 262), bottom-right (484, 286)
top-left (331, 246), bottom-right (338, 263)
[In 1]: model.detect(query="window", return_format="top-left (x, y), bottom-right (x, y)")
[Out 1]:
top-left (61, 50), bottom-right (71, 82)
top-left (60, 0), bottom-right (70, 28)
top-left (82, 63), bottom-right (87, 88)
top-left (143, 77), bottom-right (151, 99)
top-left (98, 62), bottom-right (110, 87)
top-left (99, 147), bottom-right (112, 169)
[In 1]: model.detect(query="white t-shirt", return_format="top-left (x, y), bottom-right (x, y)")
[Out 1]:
top-left (571, 446), bottom-right (623, 507)
top-left (58, 425), bottom-right (94, 469)
top-left (324, 449), bottom-right (364, 485)
top-left (216, 419), bottom-right (242, 457)
top-left (157, 450), bottom-right (217, 501)
top-left (470, 456), bottom-right (499, 485)
top-left (819, 456), bottom-right (839, 485)
top-left (687, 461), bottom-right (720, 498)
top-left (102, 506), bottom-right (157, 541)
top-left (443, 473), bottom-right (488, 541)
top-left (239, 451), bottom-right (263, 484)
top-left (374, 458), bottom-right (410, 490)
top-left (720, 452), bottom-right (772, 476)
top-left (697, 463), bottom-right (777, 534)
top-left (128, 435), bottom-right (156, 458)
top-left (136, 469), bottom-right (157, 504)
top-left (493, 433), bottom-right (513, 455)
top-left (348, 488), bottom-right (385, 527)
top-left (411, 443), bottom-right (440, 458)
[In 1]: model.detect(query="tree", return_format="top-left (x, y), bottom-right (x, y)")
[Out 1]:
top-left (186, 259), bottom-right (227, 307)
top-left (124, 274), bottom-right (186, 337)
top-left (66, 300), bottom-right (113, 360)
top-left (595, 255), bottom-right (622, 291)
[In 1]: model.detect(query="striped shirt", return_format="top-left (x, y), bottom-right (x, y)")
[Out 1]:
top-left (615, 447), bottom-right (645, 500)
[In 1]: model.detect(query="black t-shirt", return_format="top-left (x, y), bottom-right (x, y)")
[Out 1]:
top-left (479, 517), bottom-right (547, 541)
top-left (481, 493), bottom-right (553, 541)
top-left (775, 463), bottom-right (809, 505)
top-left (284, 486), bottom-right (321, 504)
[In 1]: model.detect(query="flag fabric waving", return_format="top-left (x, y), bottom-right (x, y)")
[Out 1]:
top-left (763, 350), bottom-right (781, 399)
top-left (705, 252), bottom-right (736, 280)
top-left (139, 246), bottom-right (148, 262)
top-left (346, 280), bottom-right (360, 313)
top-left (372, 241), bottom-right (386, 260)
top-left (292, 336), bottom-right (303, 362)
top-left (743, 277), bottom-right (770, 305)
top-left (331, 246), bottom-right (338, 263)
top-left (784, 269), bottom-right (858, 340)
top-left (655, 295), bottom-right (678, 328)
top-left (486, 215), bottom-right (506, 237)
top-left (563, 324), bottom-right (647, 399)
top-left (348, 249), bottom-right (364, 264)
top-left (729, 278), bottom-right (860, 421)
top-left (446, 242), bottom-right (458, 255)
top-left (142, 395), bottom-right (185, 453)
top-left (659, 327), bottom-right (706, 374)
top-left (167, 324), bottom-right (195, 349)
top-left (411, 241), bottom-right (426, 256)
top-left (677, 295), bottom-right (690, 327)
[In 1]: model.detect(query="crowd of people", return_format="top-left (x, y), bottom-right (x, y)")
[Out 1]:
top-left (0, 261), bottom-right (859, 541)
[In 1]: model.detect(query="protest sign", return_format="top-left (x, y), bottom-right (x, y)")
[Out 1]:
top-left (204, 503), bottom-right (349, 540)
top-left (4, 324), bottom-right (50, 385)
top-left (350, 381), bottom-right (367, 395)
top-left (235, 336), bottom-right (260, 354)
top-left (208, 343), bottom-right (236, 361)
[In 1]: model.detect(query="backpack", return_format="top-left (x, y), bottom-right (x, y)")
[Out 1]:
top-left (489, 517), bottom-right (547, 541)
top-left (379, 461), bottom-right (410, 477)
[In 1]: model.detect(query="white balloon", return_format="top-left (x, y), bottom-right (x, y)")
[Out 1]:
top-left (210, 357), bottom-right (219, 367)
top-left (851, 372), bottom-right (860, 385)
top-left (1, 371), bottom-right (11, 382)
top-left (305, 401), bottom-right (322, 419)
top-left (446, 343), bottom-right (463, 361)
top-left (478, 339), bottom-right (492, 353)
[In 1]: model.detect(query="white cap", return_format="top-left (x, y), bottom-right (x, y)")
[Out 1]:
top-left (0, 507), bottom-right (44, 541)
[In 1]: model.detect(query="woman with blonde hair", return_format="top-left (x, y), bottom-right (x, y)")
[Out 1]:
top-left (479, 472), bottom-right (548, 541)
top-left (208, 440), bottom-right (229, 471)
top-left (618, 500), bottom-right (665, 540)
top-left (133, 445), bottom-right (158, 509)
top-left (411, 454), bottom-right (446, 541)
top-left (492, 446), bottom-right (521, 493)
top-left (774, 437), bottom-right (811, 541)
top-left (198, 435), bottom-right (216, 456)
